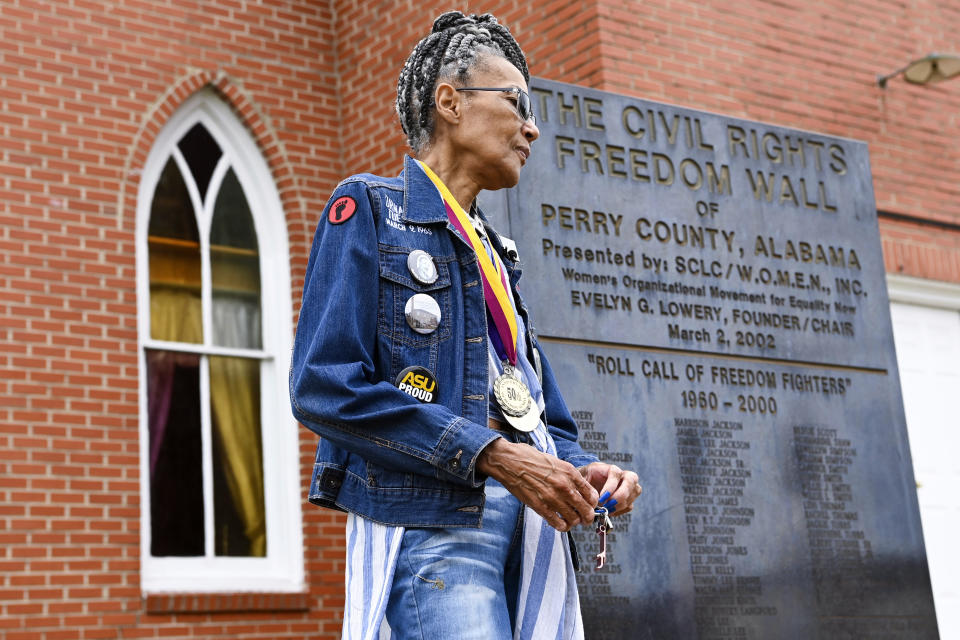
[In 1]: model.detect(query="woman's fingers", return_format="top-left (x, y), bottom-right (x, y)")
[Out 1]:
top-left (582, 462), bottom-right (642, 516)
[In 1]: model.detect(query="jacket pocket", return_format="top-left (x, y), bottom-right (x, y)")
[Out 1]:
top-left (378, 246), bottom-right (453, 348)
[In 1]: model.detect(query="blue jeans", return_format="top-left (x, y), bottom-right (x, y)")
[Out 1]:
top-left (384, 476), bottom-right (525, 639)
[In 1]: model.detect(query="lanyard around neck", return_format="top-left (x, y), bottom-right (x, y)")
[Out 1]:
top-left (417, 160), bottom-right (518, 366)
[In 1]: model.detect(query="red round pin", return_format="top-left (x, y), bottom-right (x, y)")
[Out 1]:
top-left (328, 195), bottom-right (357, 224)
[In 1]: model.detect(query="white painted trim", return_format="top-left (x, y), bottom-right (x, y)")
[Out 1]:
top-left (142, 339), bottom-right (271, 359)
top-left (887, 274), bottom-right (960, 311)
top-left (136, 89), bottom-right (303, 593)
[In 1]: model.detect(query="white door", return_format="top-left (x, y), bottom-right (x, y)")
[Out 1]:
top-left (889, 275), bottom-right (960, 640)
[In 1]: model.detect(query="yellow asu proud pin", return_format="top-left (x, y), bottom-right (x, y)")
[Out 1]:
top-left (394, 366), bottom-right (438, 403)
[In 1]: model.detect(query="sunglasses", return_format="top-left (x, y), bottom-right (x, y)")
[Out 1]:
top-left (455, 87), bottom-right (536, 124)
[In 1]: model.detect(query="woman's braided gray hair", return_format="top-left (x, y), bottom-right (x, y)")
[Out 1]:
top-left (397, 11), bottom-right (529, 152)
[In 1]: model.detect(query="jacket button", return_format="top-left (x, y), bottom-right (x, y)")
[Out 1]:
top-left (449, 448), bottom-right (464, 472)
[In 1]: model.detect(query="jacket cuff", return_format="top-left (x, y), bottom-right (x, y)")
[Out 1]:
top-left (566, 453), bottom-right (600, 469)
top-left (433, 417), bottom-right (502, 487)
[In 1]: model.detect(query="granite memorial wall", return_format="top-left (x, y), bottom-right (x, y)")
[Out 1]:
top-left (482, 78), bottom-right (939, 639)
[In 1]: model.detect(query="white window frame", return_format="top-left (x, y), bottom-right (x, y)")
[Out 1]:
top-left (887, 273), bottom-right (960, 311)
top-left (136, 89), bottom-right (303, 593)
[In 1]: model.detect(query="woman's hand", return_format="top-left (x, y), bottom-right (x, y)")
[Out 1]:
top-left (477, 438), bottom-right (599, 532)
top-left (579, 462), bottom-right (642, 517)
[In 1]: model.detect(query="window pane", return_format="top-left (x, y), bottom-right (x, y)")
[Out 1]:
top-left (149, 157), bottom-right (200, 242)
top-left (148, 158), bottom-right (203, 343)
top-left (210, 168), bottom-right (262, 349)
top-left (177, 123), bottom-right (222, 203)
top-left (146, 350), bottom-right (204, 557)
top-left (209, 356), bottom-right (266, 557)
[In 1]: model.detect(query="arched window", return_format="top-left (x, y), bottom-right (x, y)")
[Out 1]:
top-left (136, 90), bottom-right (302, 592)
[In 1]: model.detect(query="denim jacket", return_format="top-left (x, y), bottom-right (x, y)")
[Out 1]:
top-left (290, 156), bottom-right (596, 528)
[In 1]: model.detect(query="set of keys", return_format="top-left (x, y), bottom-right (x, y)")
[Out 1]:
top-left (594, 506), bottom-right (614, 569)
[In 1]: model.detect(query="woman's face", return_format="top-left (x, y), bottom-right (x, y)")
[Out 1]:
top-left (449, 55), bottom-right (540, 191)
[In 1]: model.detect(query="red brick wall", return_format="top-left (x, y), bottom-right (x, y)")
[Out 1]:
top-left (1, 1), bottom-right (344, 638)
top-left (2, 1), bottom-right (958, 639)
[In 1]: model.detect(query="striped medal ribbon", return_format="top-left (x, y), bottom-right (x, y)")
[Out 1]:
top-left (417, 161), bottom-right (538, 431)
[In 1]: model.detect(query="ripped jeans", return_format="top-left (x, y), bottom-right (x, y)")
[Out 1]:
top-left (384, 476), bottom-right (525, 639)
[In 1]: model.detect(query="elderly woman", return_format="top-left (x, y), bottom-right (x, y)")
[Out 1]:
top-left (290, 11), bottom-right (642, 640)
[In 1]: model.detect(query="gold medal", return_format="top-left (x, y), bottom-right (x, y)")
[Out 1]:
top-left (493, 363), bottom-right (539, 432)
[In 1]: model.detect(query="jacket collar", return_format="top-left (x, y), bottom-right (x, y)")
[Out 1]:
top-left (400, 155), bottom-right (518, 275)
top-left (401, 155), bottom-right (454, 225)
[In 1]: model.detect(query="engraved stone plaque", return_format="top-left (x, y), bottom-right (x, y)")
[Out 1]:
top-left (483, 78), bottom-right (939, 639)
